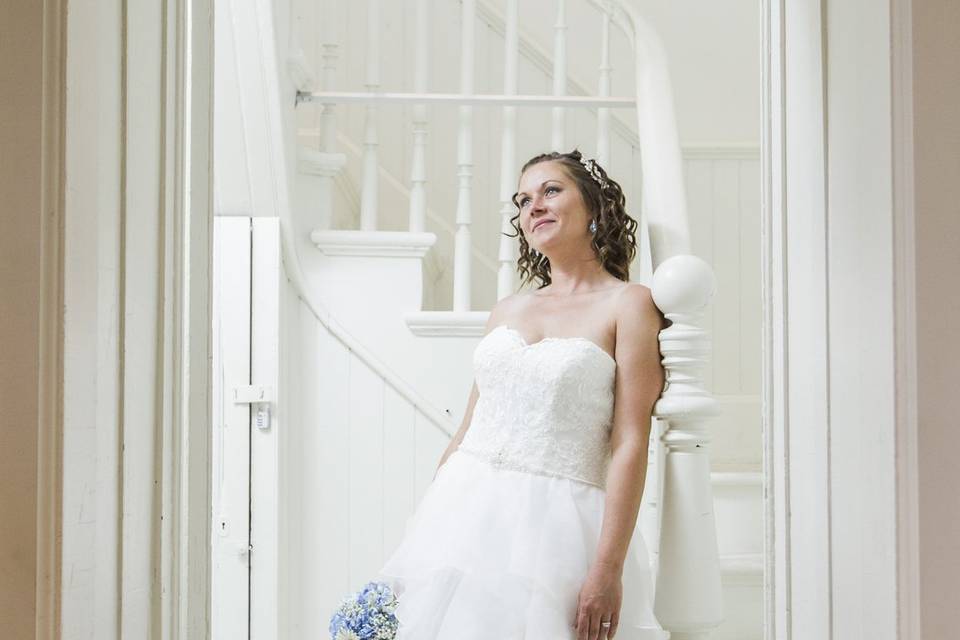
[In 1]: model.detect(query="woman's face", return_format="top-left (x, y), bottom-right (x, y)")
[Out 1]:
top-left (515, 161), bottom-right (591, 254)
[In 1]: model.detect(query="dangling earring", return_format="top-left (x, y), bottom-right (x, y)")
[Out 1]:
top-left (589, 219), bottom-right (597, 234)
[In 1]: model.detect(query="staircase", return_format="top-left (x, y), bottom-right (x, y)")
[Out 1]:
top-left (274, 0), bottom-right (763, 637)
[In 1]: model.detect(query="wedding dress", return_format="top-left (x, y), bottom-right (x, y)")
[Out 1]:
top-left (373, 324), bottom-right (667, 639)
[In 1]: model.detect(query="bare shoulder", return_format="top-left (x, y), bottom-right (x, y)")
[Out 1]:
top-left (483, 292), bottom-right (523, 334)
top-left (615, 283), bottom-right (668, 331)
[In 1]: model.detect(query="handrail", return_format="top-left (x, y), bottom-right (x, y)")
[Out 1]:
top-left (599, 0), bottom-right (692, 265)
top-left (296, 91), bottom-right (638, 108)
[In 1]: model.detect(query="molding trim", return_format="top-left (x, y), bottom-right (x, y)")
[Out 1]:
top-left (681, 144), bottom-right (761, 161)
top-left (890, 0), bottom-right (922, 637)
top-left (37, 0), bottom-right (66, 636)
top-left (58, 0), bottom-right (213, 635)
top-left (177, 0), bottom-right (215, 635)
top-left (403, 310), bottom-right (490, 337)
top-left (760, 0), bottom-right (788, 638)
top-left (309, 229), bottom-right (437, 257)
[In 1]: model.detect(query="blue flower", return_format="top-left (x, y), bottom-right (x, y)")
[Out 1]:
top-left (329, 581), bottom-right (400, 640)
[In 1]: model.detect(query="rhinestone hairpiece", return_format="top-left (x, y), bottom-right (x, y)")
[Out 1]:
top-left (578, 155), bottom-right (605, 187)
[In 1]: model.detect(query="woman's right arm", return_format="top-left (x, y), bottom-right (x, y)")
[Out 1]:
top-left (434, 381), bottom-right (480, 478)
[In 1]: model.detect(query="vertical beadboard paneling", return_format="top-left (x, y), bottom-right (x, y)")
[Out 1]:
top-left (347, 361), bottom-right (387, 585)
top-left (278, 275), bottom-right (298, 638)
top-left (382, 388), bottom-right (418, 559)
top-left (311, 305), bottom-right (352, 610)
top-left (739, 160), bottom-right (762, 392)
top-left (684, 158), bottom-right (716, 392)
top-left (282, 290), bottom-right (460, 631)
top-left (291, 299), bottom-right (320, 637)
top-left (711, 160), bottom-right (743, 396)
top-left (683, 153), bottom-right (763, 469)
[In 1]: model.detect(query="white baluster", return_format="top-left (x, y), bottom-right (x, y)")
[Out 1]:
top-left (360, 0), bottom-right (380, 231)
top-left (551, 0), bottom-right (567, 152)
top-left (452, 0), bottom-right (475, 312)
top-left (320, 44), bottom-right (338, 152)
top-left (408, 0), bottom-right (429, 233)
top-left (306, 40), bottom-right (346, 232)
top-left (496, 0), bottom-right (519, 300)
top-left (650, 255), bottom-right (724, 640)
top-left (596, 11), bottom-right (611, 166)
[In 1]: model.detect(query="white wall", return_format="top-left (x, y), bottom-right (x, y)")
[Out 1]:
top-left (626, 0), bottom-right (760, 146)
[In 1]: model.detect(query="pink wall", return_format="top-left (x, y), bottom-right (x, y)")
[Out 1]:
top-left (913, 1), bottom-right (960, 636)
top-left (0, 1), bottom-right (42, 637)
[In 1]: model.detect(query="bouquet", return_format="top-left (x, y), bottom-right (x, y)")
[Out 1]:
top-left (328, 581), bottom-right (400, 640)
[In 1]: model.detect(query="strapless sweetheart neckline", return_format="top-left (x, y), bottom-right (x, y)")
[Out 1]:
top-left (490, 324), bottom-right (616, 367)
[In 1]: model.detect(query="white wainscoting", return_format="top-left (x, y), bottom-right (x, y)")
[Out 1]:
top-left (278, 275), bottom-right (451, 637)
top-left (683, 150), bottom-right (762, 472)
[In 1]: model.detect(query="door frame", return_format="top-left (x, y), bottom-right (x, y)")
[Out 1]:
top-left (38, 0), bottom-right (923, 637)
top-left (760, 0), bottom-right (920, 638)
top-left (38, 0), bottom-right (215, 636)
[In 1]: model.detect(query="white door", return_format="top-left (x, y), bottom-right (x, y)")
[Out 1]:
top-left (212, 217), bottom-right (252, 638)
top-left (212, 217), bottom-right (280, 638)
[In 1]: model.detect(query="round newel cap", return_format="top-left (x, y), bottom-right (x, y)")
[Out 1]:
top-left (650, 254), bottom-right (716, 314)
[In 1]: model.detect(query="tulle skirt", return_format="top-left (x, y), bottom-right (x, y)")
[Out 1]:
top-left (374, 448), bottom-right (668, 640)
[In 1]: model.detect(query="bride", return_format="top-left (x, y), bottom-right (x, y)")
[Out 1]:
top-left (372, 149), bottom-right (669, 640)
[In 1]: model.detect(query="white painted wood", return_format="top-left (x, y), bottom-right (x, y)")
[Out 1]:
top-left (771, 2), bottom-right (831, 638)
top-left (496, 0), bottom-right (520, 300)
top-left (890, 0), bottom-right (922, 637)
top-left (408, 0), bottom-right (430, 233)
top-left (360, 0), bottom-right (381, 231)
top-left (320, 44), bottom-right (340, 152)
top-left (174, 1), bottom-right (215, 634)
top-left (596, 11), bottom-right (611, 165)
top-left (300, 91), bottom-right (637, 107)
top-left (822, 1), bottom-right (899, 637)
top-left (760, 3), bottom-right (789, 636)
top-left (617, 4), bottom-right (692, 264)
top-left (250, 218), bottom-right (282, 638)
top-left (211, 218), bottom-right (252, 640)
top-left (650, 255), bottom-right (724, 640)
top-left (761, 0), bottom-right (906, 637)
top-left (551, 0), bottom-right (568, 151)
top-left (279, 290), bottom-right (452, 636)
top-left (453, 0), bottom-right (476, 311)
top-left (59, 0), bottom-right (213, 636)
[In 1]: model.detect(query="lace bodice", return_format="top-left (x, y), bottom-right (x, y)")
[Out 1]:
top-left (456, 324), bottom-right (617, 489)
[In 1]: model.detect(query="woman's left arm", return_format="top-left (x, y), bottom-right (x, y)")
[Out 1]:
top-left (594, 283), bottom-right (666, 573)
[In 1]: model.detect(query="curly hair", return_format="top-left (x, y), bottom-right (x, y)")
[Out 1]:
top-left (506, 149), bottom-right (639, 290)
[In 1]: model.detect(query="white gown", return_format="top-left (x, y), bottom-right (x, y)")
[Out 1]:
top-left (373, 324), bottom-right (667, 639)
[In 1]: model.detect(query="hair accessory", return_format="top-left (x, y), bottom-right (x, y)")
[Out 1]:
top-left (577, 155), bottom-right (605, 188)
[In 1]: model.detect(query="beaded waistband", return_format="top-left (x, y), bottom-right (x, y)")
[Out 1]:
top-left (454, 446), bottom-right (605, 490)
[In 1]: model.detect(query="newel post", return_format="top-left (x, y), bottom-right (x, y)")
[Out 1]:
top-left (650, 254), bottom-right (723, 640)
